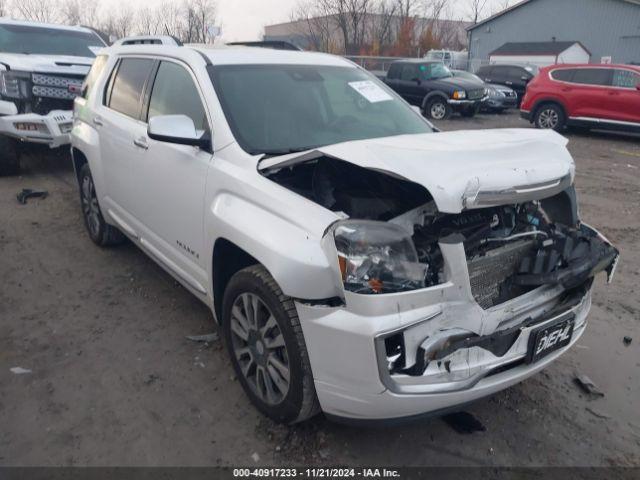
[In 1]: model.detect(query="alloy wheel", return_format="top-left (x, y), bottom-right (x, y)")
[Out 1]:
top-left (81, 175), bottom-right (101, 238)
top-left (538, 108), bottom-right (559, 129)
top-left (430, 102), bottom-right (447, 120)
top-left (230, 292), bottom-right (290, 405)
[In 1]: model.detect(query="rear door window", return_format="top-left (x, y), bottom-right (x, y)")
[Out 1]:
top-left (147, 61), bottom-right (208, 131)
top-left (612, 69), bottom-right (640, 88)
top-left (551, 69), bottom-right (575, 82)
top-left (399, 64), bottom-right (419, 81)
top-left (387, 64), bottom-right (401, 79)
top-left (107, 58), bottom-right (155, 119)
top-left (476, 66), bottom-right (492, 78)
top-left (571, 68), bottom-right (612, 87)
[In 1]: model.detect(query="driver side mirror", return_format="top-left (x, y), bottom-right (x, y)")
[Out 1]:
top-left (636, 84), bottom-right (640, 91)
top-left (412, 77), bottom-right (421, 85)
top-left (148, 115), bottom-right (211, 151)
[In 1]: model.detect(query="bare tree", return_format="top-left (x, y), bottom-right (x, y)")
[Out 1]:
top-left (60, 0), bottom-right (98, 26)
top-left (135, 6), bottom-right (164, 36)
top-left (290, 1), bottom-right (336, 52)
top-left (367, 0), bottom-right (397, 54)
top-left (100, 4), bottom-right (135, 39)
top-left (468, 0), bottom-right (488, 23)
top-left (14, 0), bottom-right (60, 23)
top-left (0, 0), bottom-right (9, 17)
top-left (494, 0), bottom-right (514, 12)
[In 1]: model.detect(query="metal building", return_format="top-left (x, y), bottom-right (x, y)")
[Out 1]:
top-left (467, 0), bottom-right (640, 70)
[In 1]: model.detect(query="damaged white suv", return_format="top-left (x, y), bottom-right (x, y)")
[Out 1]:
top-left (71, 44), bottom-right (619, 424)
top-left (0, 19), bottom-right (106, 174)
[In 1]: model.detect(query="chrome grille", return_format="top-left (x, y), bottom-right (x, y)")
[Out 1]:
top-left (32, 73), bottom-right (83, 100)
top-left (467, 240), bottom-right (535, 309)
top-left (468, 89), bottom-right (485, 100)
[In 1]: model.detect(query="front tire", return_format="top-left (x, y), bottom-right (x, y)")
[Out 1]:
top-left (0, 136), bottom-right (20, 176)
top-left (424, 97), bottom-right (452, 120)
top-left (78, 163), bottom-right (125, 246)
top-left (534, 103), bottom-right (566, 131)
top-left (222, 265), bottom-right (320, 424)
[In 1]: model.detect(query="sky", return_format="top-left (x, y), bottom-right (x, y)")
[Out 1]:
top-left (101, 0), bottom-right (511, 42)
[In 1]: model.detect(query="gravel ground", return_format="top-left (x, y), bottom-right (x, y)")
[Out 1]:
top-left (1, 110), bottom-right (639, 467)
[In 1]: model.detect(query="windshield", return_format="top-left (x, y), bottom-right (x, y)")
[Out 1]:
top-left (209, 64), bottom-right (432, 156)
top-left (421, 63), bottom-right (453, 80)
top-left (0, 23), bottom-right (104, 57)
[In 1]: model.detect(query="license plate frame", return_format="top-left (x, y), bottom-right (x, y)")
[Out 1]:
top-left (526, 313), bottom-right (575, 364)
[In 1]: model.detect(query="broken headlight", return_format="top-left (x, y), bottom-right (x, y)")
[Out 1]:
top-left (333, 220), bottom-right (427, 294)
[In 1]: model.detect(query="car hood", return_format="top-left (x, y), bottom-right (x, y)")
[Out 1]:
top-left (0, 53), bottom-right (95, 75)
top-left (488, 83), bottom-right (515, 93)
top-left (429, 76), bottom-right (485, 91)
top-left (259, 129), bottom-right (575, 214)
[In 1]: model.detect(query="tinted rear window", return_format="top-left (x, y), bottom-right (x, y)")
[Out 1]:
top-left (571, 68), bottom-right (612, 86)
top-left (612, 69), bottom-right (640, 88)
top-left (108, 58), bottom-right (155, 119)
top-left (550, 69), bottom-right (575, 82)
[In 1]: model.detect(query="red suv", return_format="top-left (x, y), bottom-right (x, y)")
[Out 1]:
top-left (521, 64), bottom-right (640, 133)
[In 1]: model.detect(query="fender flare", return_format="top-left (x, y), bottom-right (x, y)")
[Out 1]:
top-left (421, 91), bottom-right (449, 110)
top-left (531, 97), bottom-right (569, 121)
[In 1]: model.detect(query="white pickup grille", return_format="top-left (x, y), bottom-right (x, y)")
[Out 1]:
top-left (32, 74), bottom-right (83, 100)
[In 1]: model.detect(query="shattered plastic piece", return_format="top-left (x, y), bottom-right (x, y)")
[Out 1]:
top-left (186, 333), bottom-right (219, 343)
top-left (442, 412), bottom-right (486, 434)
top-left (585, 407), bottom-right (611, 420)
top-left (623, 336), bottom-right (632, 346)
top-left (17, 189), bottom-right (48, 204)
top-left (10, 367), bottom-right (32, 374)
top-left (574, 374), bottom-right (605, 397)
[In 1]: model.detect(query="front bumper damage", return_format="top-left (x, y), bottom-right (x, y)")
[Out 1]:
top-left (0, 107), bottom-right (73, 148)
top-left (297, 224), bottom-right (618, 421)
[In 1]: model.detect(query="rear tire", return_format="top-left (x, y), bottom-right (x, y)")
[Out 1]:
top-left (534, 103), bottom-right (566, 131)
top-left (222, 265), bottom-right (320, 424)
top-left (0, 136), bottom-right (21, 176)
top-left (78, 163), bottom-right (125, 246)
top-left (424, 97), bottom-right (452, 120)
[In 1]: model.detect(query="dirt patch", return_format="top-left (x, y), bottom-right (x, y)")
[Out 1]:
top-left (1, 113), bottom-right (639, 466)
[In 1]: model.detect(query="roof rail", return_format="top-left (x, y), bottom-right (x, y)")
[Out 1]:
top-left (227, 40), bottom-right (302, 51)
top-left (113, 35), bottom-right (182, 46)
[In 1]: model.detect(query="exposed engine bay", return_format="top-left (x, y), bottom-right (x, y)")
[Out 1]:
top-left (264, 156), bottom-right (619, 308)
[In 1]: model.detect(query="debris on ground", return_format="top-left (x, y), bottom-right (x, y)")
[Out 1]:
top-left (144, 374), bottom-right (160, 385)
top-left (623, 336), bottom-right (632, 346)
top-left (186, 333), bottom-right (219, 343)
top-left (10, 367), bottom-right (32, 374)
top-left (17, 189), bottom-right (48, 204)
top-left (574, 374), bottom-right (605, 397)
top-left (251, 452), bottom-right (260, 463)
top-left (586, 407), bottom-right (611, 420)
top-left (442, 412), bottom-right (486, 434)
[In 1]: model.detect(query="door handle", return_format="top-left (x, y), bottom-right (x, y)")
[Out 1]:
top-left (133, 137), bottom-right (149, 149)
top-left (505, 81), bottom-right (513, 85)
top-left (93, 117), bottom-right (103, 126)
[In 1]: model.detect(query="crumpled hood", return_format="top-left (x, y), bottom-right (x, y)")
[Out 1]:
top-left (0, 54), bottom-right (94, 75)
top-left (260, 128), bottom-right (575, 214)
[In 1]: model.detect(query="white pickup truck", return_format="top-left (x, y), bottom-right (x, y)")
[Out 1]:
top-left (0, 18), bottom-right (106, 174)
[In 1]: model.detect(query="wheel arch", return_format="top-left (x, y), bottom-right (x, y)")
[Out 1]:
top-left (212, 238), bottom-right (261, 323)
top-left (421, 91), bottom-right (449, 110)
top-left (531, 98), bottom-right (568, 122)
